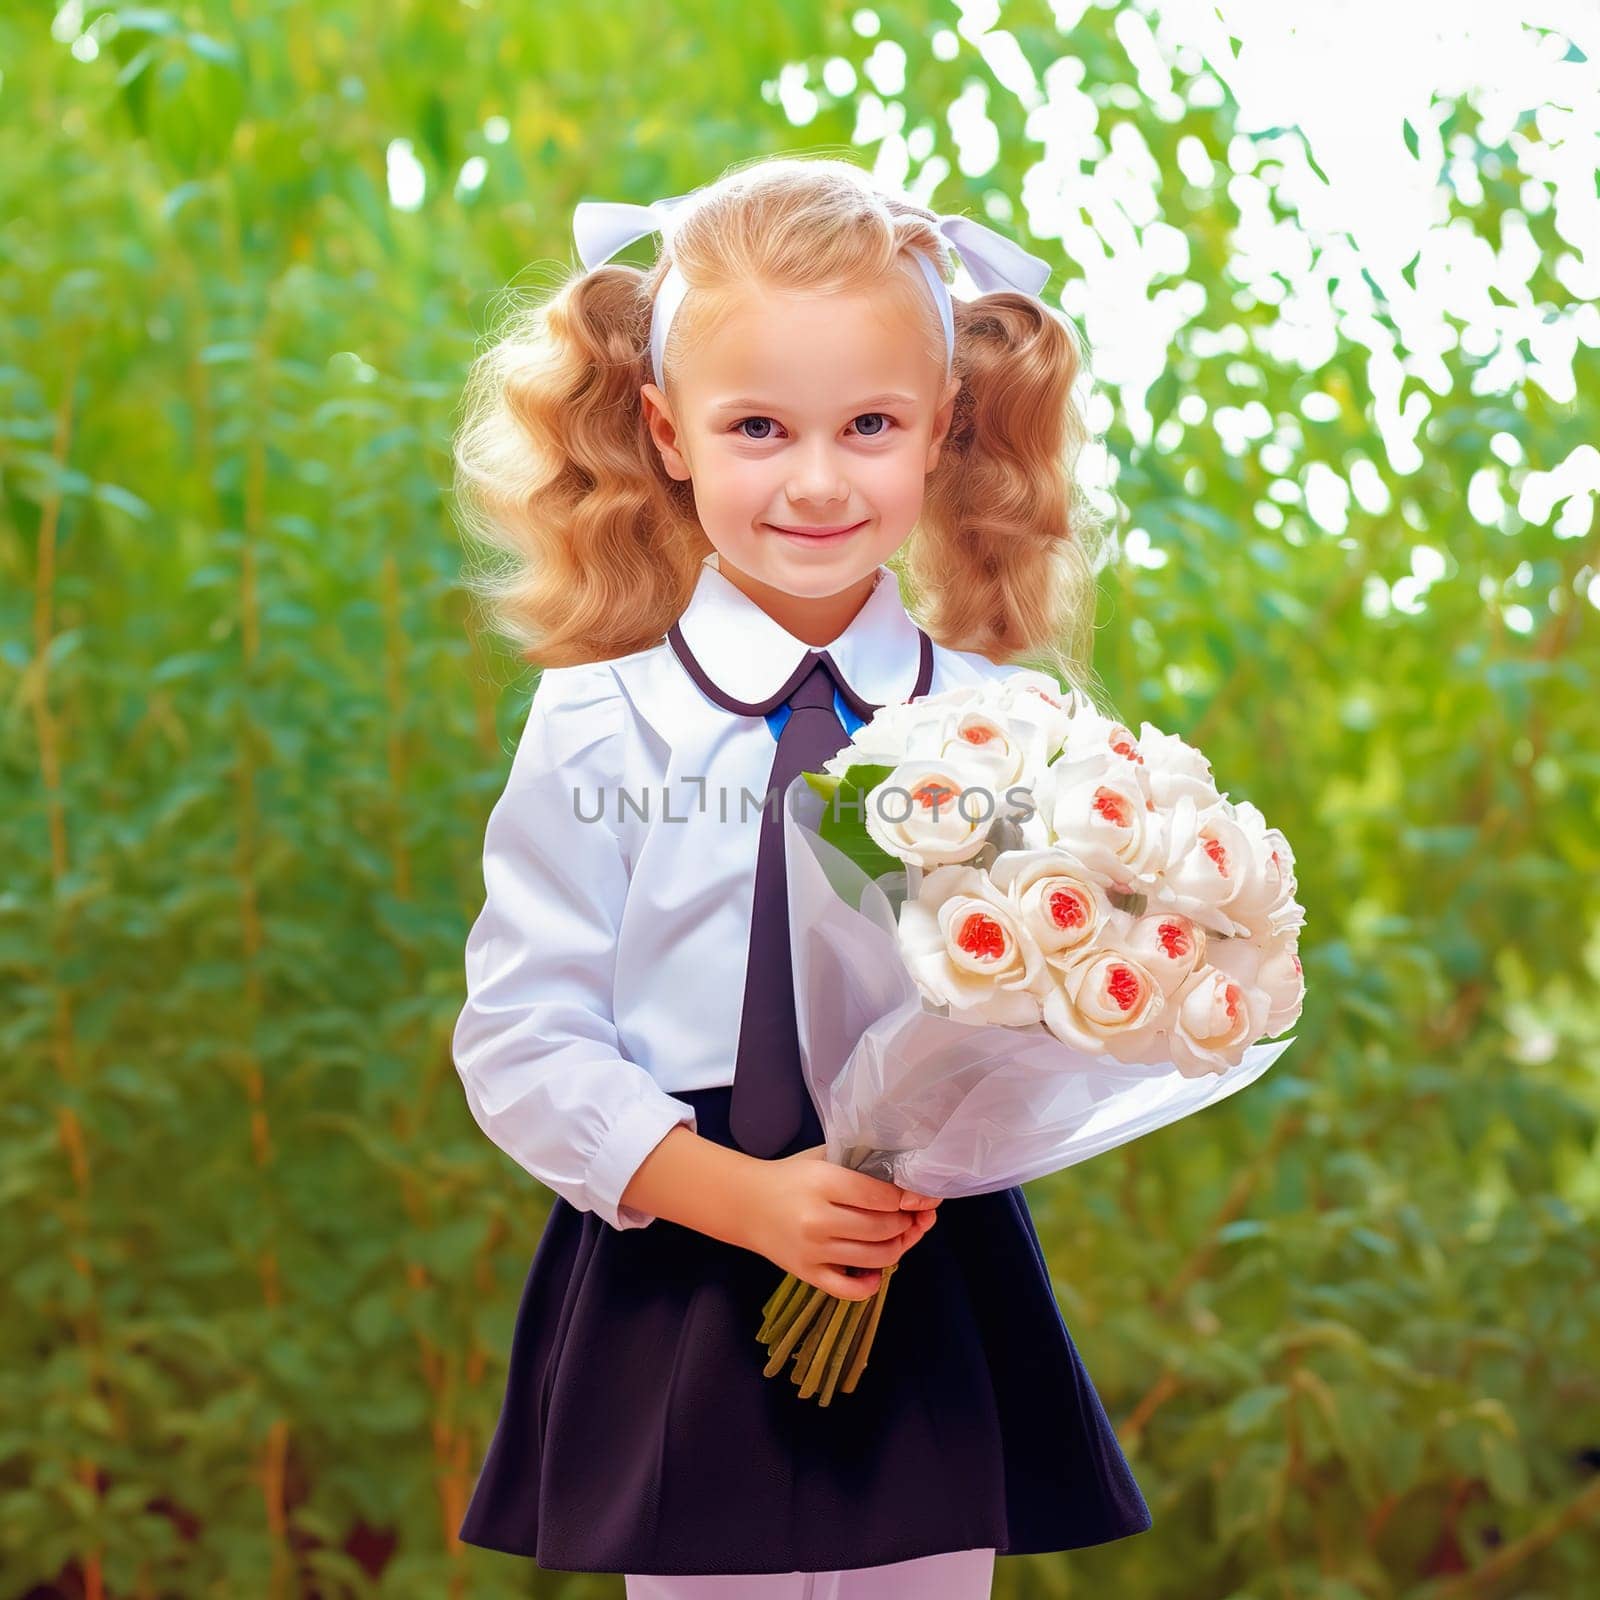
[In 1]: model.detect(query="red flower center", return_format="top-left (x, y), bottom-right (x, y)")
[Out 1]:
top-left (1092, 787), bottom-right (1131, 827)
top-left (1105, 964), bottom-right (1142, 1012)
top-left (957, 913), bottom-right (1006, 961)
top-left (1048, 888), bottom-right (1086, 930)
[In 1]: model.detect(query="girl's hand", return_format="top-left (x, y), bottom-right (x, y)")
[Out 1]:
top-left (741, 1144), bottom-right (942, 1301)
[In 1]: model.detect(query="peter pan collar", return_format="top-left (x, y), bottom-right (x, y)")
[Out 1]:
top-left (667, 552), bottom-right (933, 718)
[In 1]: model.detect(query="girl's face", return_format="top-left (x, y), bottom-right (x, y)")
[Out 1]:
top-left (641, 271), bottom-right (960, 645)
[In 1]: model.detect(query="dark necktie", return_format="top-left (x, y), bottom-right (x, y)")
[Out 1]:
top-left (728, 654), bottom-right (854, 1160)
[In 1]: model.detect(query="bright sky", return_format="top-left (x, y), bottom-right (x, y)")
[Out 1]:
top-left (850, 0), bottom-right (1598, 608)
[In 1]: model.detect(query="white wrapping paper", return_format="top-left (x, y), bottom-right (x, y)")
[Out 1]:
top-left (783, 776), bottom-right (1297, 1195)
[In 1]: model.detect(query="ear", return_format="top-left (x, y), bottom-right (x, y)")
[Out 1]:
top-left (640, 382), bottom-right (692, 481)
top-left (925, 372), bottom-right (961, 473)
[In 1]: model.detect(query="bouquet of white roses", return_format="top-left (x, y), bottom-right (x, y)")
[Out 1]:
top-left (757, 670), bottom-right (1304, 1404)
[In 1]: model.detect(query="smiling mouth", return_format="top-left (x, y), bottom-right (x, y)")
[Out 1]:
top-left (767, 520), bottom-right (867, 538)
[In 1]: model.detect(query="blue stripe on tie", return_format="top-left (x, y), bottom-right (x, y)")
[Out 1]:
top-left (764, 687), bottom-right (864, 743)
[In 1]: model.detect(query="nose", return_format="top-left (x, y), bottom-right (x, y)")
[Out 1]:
top-left (785, 436), bottom-right (850, 509)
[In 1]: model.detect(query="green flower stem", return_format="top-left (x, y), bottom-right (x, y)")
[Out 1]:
top-left (766, 1278), bottom-right (821, 1350)
top-left (762, 1281), bottom-right (827, 1378)
top-left (799, 1294), bottom-right (854, 1399)
top-left (818, 1296), bottom-right (871, 1406)
top-left (758, 1272), bottom-right (806, 1343)
top-left (762, 1272), bottom-right (795, 1324)
top-left (840, 1262), bottom-right (896, 1395)
top-left (752, 1262), bottom-right (898, 1402)
top-left (788, 1297), bottom-right (830, 1382)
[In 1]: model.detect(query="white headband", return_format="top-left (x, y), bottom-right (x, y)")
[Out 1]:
top-left (571, 187), bottom-right (1053, 389)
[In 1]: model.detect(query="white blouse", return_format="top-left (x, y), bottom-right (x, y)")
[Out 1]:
top-left (453, 553), bottom-right (1024, 1230)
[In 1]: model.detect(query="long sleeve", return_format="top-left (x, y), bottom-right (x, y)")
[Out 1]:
top-left (453, 663), bottom-right (698, 1230)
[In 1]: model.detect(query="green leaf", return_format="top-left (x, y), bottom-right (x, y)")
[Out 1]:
top-left (1225, 1384), bottom-right (1287, 1434)
top-left (1480, 1431), bottom-right (1530, 1505)
top-left (810, 763), bottom-right (901, 881)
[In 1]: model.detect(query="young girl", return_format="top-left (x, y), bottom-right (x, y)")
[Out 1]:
top-left (448, 157), bottom-right (1151, 1597)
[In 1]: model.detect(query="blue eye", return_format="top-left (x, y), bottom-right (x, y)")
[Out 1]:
top-left (731, 413), bottom-right (897, 441)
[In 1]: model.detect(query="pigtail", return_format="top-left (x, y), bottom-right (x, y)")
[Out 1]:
top-left (451, 264), bottom-right (706, 669)
top-left (909, 288), bottom-right (1118, 718)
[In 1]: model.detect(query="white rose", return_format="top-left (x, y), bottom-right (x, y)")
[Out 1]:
top-left (1230, 801), bottom-right (1301, 931)
top-left (824, 688), bottom-right (1032, 777)
top-left (1257, 941), bottom-right (1305, 1036)
top-left (820, 699), bottom-right (928, 775)
top-left (1122, 908), bottom-right (1208, 996)
top-left (898, 702), bottom-right (1042, 789)
top-left (1131, 724), bottom-right (1222, 811)
top-left (1145, 793), bottom-right (1241, 934)
top-left (977, 669), bottom-right (1080, 761)
top-left (1029, 757), bottom-right (1169, 895)
top-left (1166, 962), bottom-right (1272, 1076)
top-left (864, 759), bottom-right (1003, 868)
top-left (1208, 927), bottom-right (1304, 1037)
top-left (1165, 796), bottom-right (1289, 939)
top-left (1267, 892), bottom-right (1307, 942)
top-left (898, 864), bottom-right (1048, 1024)
top-left (1040, 933), bottom-right (1165, 1057)
top-left (987, 847), bottom-right (1113, 962)
top-left (1050, 704), bottom-right (1141, 776)
top-left (985, 666), bottom-right (1086, 716)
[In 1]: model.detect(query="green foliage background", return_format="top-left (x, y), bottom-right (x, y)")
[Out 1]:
top-left (3, 2), bottom-right (1596, 1596)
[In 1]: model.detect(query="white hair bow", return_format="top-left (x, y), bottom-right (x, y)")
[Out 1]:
top-left (572, 188), bottom-right (1052, 388)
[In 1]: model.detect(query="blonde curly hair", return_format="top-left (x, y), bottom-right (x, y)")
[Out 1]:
top-left (452, 154), bottom-right (1115, 705)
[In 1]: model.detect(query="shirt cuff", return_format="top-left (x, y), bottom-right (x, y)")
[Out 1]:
top-left (587, 1090), bottom-right (699, 1231)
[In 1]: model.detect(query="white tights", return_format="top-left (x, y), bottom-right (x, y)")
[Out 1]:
top-left (624, 1546), bottom-right (995, 1599)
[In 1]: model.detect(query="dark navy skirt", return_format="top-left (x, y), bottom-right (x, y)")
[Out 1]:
top-left (457, 1085), bottom-right (1153, 1576)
